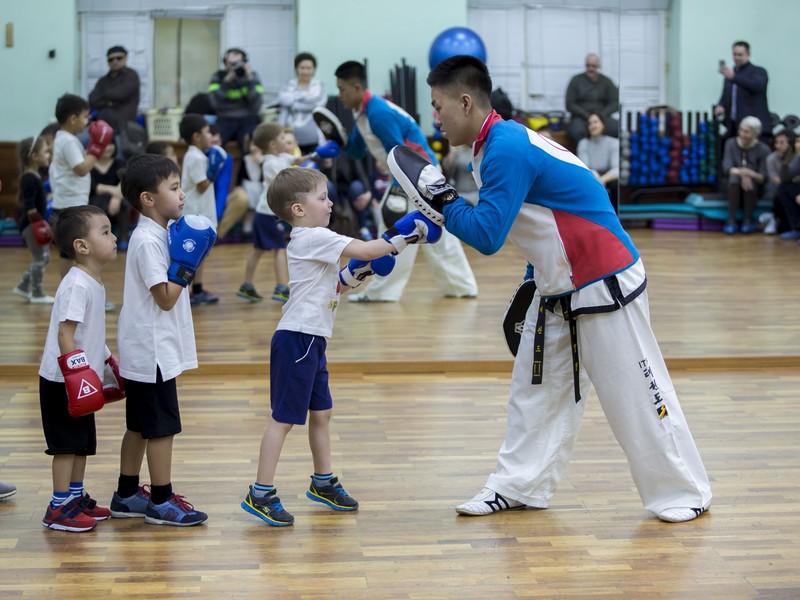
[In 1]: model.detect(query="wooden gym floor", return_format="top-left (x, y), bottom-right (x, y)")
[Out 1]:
top-left (1, 228), bottom-right (799, 598)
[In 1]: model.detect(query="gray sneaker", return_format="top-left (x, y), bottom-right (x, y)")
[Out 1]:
top-left (110, 485), bottom-right (151, 518)
top-left (0, 482), bottom-right (16, 500)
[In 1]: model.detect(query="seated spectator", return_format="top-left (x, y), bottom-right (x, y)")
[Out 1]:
top-left (88, 46), bottom-right (140, 136)
top-left (89, 139), bottom-right (132, 249)
top-left (777, 135), bottom-right (800, 241)
top-left (577, 113), bottom-right (619, 204)
top-left (566, 53), bottom-right (619, 144)
top-left (762, 130), bottom-right (796, 233)
top-left (721, 115), bottom-right (770, 234)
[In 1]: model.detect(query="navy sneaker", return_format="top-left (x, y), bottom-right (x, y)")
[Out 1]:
top-left (241, 486), bottom-right (294, 526)
top-left (306, 476), bottom-right (358, 511)
top-left (145, 493), bottom-right (207, 527)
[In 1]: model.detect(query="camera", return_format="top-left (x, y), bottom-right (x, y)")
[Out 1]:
top-left (232, 61), bottom-right (247, 77)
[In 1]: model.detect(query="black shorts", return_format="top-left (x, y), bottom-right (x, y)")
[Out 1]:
top-left (39, 377), bottom-right (97, 456)
top-left (123, 368), bottom-right (182, 439)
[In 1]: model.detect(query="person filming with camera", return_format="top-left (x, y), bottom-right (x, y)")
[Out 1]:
top-left (207, 47), bottom-right (265, 155)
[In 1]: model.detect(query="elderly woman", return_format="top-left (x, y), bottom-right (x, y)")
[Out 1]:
top-left (577, 112), bottom-right (619, 202)
top-left (277, 52), bottom-right (326, 154)
top-left (721, 115), bottom-right (771, 234)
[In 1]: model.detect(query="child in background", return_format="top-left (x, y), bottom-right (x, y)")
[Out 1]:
top-left (240, 167), bottom-right (438, 526)
top-left (236, 123), bottom-right (306, 303)
top-left (207, 122), bottom-right (249, 241)
top-left (178, 114), bottom-right (221, 305)
top-left (13, 135), bottom-right (56, 303)
top-left (144, 141), bottom-right (178, 163)
top-left (49, 94), bottom-right (113, 278)
top-left (110, 153), bottom-right (213, 527)
top-left (38, 205), bottom-right (122, 531)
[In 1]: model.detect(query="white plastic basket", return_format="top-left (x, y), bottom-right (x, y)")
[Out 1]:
top-left (145, 108), bottom-right (184, 142)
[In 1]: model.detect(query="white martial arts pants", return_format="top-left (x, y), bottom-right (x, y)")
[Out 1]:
top-left (486, 287), bottom-right (712, 515)
top-left (352, 192), bottom-right (478, 301)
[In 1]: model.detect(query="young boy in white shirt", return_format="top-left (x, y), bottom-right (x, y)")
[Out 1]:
top-left (49, 94), bottom-right (113, 278)
top-left (39, 205), bottom-right (122, 531)
top-left (111, 153), bottom-right (215, 527)
top-left (178, 114), bottom-right (222, 305)
top-left (240, 167), bottom-right (440, 526)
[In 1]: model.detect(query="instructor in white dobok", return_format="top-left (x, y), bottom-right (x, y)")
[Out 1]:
top-left (389, 55), bottom-right (711, 523)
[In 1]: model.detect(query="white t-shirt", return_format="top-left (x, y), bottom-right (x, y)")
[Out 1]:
top-left (181, 145), bottom-right (218, 226)
top-left (39, 267), bottom-right (107, 383)
top-left (277, 227), bottom-right (353, 338)
top-left (117, 215), bottom-right (197, 383)
top-left (255, 153), bottom-right (297, 216)
top-left (49, 130), bottom-right (90, 209)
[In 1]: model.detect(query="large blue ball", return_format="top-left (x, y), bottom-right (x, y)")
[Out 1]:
top-left (429, 27), bottom-right (487, 69)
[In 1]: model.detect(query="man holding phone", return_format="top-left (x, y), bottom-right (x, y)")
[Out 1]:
top-left (714, 41), bottom-right (771, 143)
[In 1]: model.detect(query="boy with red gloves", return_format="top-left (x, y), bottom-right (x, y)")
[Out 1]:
top-left (37, 205), bottom-right (123, 532)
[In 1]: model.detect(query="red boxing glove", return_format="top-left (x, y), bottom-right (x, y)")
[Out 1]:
top-left (86, 120), bottom-right (114, 158)
top-left (102, 354), bottom-right (125, 402)
top-left (58, 350), bottom-right (105, 417)
top-left (31, 220), bottom-right (53, 245)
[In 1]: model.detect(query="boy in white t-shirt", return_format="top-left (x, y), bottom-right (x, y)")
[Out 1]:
top-left (111, 154), bottom-right (215, 527)
top-left (240, 167), bottom-right (441, 526)
top-left (49, 94), bottom-right (113, 278)
top-left (38, 205), bottom-right (122, 532)
top-left (178, 114), bottom-right (221, 305)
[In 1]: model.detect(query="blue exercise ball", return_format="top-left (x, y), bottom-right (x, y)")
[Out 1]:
top-left (429, 27), bottom-right (487, 69)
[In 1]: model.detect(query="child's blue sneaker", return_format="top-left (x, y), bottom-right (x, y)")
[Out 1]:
top-left (145, 493), bottom-right (207, 527)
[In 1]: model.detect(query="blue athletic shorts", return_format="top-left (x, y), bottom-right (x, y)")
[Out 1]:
top-left (269, 330), bottom-right (332, 425)
top-left (253, 213), bottom-right (287, 251)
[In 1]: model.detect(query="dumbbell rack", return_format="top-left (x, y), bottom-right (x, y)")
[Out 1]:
top-left (620, 108), bottom-right (721, 191)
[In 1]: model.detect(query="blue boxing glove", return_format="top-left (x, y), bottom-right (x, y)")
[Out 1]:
top-left (167, 214), bottom-right (217, 286)
top-left (339, 254), bottom-right (396, 289)
top-left (381, 210), bottom-right (442, 254)
top-left (206, 145), bottom-right (226, 182)
top-left (310, 140), bottom-right (341, 162)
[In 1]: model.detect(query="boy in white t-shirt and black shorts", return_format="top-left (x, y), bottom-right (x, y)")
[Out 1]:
top-left (110, 153), bottom-right (216, 527)
top-left (39, 205), bottom-right (122, 532)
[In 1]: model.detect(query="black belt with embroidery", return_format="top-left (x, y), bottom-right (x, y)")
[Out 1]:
top-left (531, 295), bottom-right (581, 404)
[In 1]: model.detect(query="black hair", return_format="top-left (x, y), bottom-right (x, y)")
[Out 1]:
top-left (427, 55), bottom-right (493, 106)
top-left (732, 40), bottom-right (750, 53)
top-left (223, 47), bottom-right (248, 64)
top-left (145, 141), bottom-right (171, 156)
top-left (39, 121), bottom-right (60, 140)
top-left (55, 94), bottom-right (90, 125)
top-left (54, 205), bottom-right (106, 260)
top-left (294, 52), bottom-right (317, 69)
top-left (179, 113), bottom-right (209, 145)
top-left (119, 153), bottom-right (181, 212)
top-left (107, 45), bottom-right (127, 56)
top-left (335, 61), bottom-right (367, 85)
